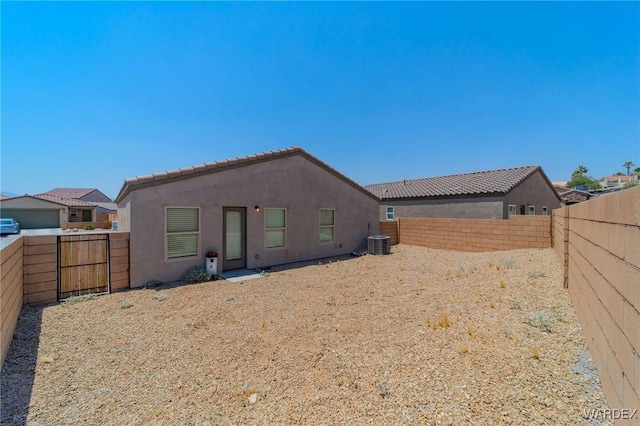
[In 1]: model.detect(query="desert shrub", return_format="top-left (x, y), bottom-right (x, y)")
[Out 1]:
top-left (524, 312), bottom-right (555, 332)
top-left (120, 300), bottom-right (134, 309)
top-left (83, 224), bottom-right (96, 230)
top-left (183, 266), bottom-right (210, 284)
top-left (502, 259), bottom-right (517, 269)
top-left (62, 293), bottom-right (98, 305)
top-left (142, 279), bottom-right (162, 289)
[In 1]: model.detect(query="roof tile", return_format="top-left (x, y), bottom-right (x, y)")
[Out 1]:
top-left (365, 166), bottom-right (541, 200)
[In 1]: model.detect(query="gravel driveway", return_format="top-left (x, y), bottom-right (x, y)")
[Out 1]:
top-left (1, 245), bottom-right (611, 425)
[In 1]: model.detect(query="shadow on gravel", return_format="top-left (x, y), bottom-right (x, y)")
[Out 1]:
top-left (138, 251), bottom-right (376, 292)
top-left (1, 304), bottom-right (46, 425)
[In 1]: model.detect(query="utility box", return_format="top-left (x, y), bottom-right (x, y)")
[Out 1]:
top-left (206, 256), bottom-right (218, 280)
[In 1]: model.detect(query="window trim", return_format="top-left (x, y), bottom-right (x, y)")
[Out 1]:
top-left (319, 208), bottom-right (335, 244)
top-left (265, 207), bottom-right (286, 250)
top-left (528, 205), bottom-right (536, 215)
top-left (386, 206), bottom-right (395, 221)
top-left (70, 209), bottom-right (78, 218)
top-left (542, 206), bottom-right (548, 215)
top-left (165, 206), bottom-right (201, 261)
top-left (508, 204), bottom-right (516, 217)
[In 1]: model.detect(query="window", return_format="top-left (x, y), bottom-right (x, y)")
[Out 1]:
top-left (320, 209), bottom-right (335, 244)
top-left (266, 208), bottom-right (286, 249)
top-left (386, 206), bottom-right (395, 221)
top-left (508, 205), bottom-right (516, 217)
top-left (70, 210), bottom-right (78, 218)
top-left (528, 205), bottom-right (536, 215)
top-left (166, 207), bottom-right (200, 260)
top-left (542, 206), bottom-right (548, 215)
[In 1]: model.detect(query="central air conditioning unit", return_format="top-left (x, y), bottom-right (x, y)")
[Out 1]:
top-left (367, 235), bottom-right (391, 255)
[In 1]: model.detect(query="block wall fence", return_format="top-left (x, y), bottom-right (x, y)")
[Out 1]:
top-left (381, 215), bottom-right (552, 252)
top-left (381, 189), bottom-right (639, 419)
top-left (0, 232), bottom-right (130, 367)
top-left (553, 187), bottom-right (639, 422)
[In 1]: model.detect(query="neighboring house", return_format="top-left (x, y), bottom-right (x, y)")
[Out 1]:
top-left (0, 194), bottom-right (97, 228)
top-left (599, 175), bottom-right (639, 188)
top-left (46, 188), bottom-right (117, 219)
top-left (554, 185), bottom-right (593, 205)
top-left (115, 147), bottom-right (380, 287)
top-left (366, 165), bottom-right (561, 221)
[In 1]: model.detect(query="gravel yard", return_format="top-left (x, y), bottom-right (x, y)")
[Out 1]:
top-left (2, 245), bottom-right (611, 425)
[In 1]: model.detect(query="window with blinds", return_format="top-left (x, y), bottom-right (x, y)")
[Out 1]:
top-left (166, 207), bottom-right (200, 259)
top-left (265, 208), bottom-right (286, 249)
top-left (320, 209), bottom-right (335, 244)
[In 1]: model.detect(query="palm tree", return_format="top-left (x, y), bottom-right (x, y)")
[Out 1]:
top-left (634, 167), bottom-right (640, 176)
top-left (572, 165), bottom-right (588, 178)
top-left (622, 161), bottom-right (635, 176)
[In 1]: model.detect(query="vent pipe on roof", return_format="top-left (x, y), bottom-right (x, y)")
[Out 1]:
top-left (403, 179), bottom-right (406, 186)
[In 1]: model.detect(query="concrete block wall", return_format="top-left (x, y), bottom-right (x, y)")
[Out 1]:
top-left (1, 238), bottom-right (24, 367)
top-left (395, 215), bottom-right (552, 252)
top-left (556, 187), bottom-right (639, 423)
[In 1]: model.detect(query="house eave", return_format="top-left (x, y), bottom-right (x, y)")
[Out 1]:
top-left (115, 147), bottom-right (380, 204)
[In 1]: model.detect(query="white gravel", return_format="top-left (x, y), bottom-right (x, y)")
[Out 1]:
top-left (1, 245), bottom-right (611, 425)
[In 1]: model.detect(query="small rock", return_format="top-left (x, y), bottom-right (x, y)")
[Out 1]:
top-left (226, 295), bottom-right (234, 301)
top-left (248, 393), bottom-right (258, 404)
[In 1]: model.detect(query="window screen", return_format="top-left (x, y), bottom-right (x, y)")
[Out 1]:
top-left (166, 207), bottom-right (199, 259)
top-left (320, 209), bottom-right (335, 244)
top-left (266, 208), bottom-right (286, 248)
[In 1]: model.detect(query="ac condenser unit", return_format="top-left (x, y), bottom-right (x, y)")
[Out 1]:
top-left (367, 235), bottom-right (391, 255)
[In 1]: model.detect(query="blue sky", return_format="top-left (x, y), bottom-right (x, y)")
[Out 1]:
top-left (2, 2), bottom-right (638, 199)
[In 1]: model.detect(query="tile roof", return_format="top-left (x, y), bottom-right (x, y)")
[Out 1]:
top-left (554, 185), bottom-right (592, 201)
top-left (32, 193), bottom-right (97, 207)
top-left (94, 201), bottom-right (118, 211)
top-left (115, 146), bottom-right (379, 203)
top-left (46, 188), bottom-right (98, 199)
top-left (365, 166), bottom-right (543, 200)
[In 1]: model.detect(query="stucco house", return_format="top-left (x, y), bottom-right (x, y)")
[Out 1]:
top-left (115, 147), bottom-right (380, 287)
top-left (365, 165), bottom-right (561, 221)
top-left (46, 188), bottom-right (117, 220)
top-left (0, 194), bottom-right (97, 228)
top-left (598, 175), bottom-right (639, 189)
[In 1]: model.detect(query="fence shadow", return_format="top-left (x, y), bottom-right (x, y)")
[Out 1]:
top-left (1, 304), bottom-right (46, 425)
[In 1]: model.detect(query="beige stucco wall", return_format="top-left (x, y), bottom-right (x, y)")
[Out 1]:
top-left (380, 196), bottom-right (504, 221)
top-left (120, 154), bottom-right (380, 286)
top-left (503, 170), bottom-right (561, 217)
top-left (0, 197), bottom-right (66, 224)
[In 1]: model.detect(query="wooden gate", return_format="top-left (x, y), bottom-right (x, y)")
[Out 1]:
top-left (58, 234), bottom-right (110, 300)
